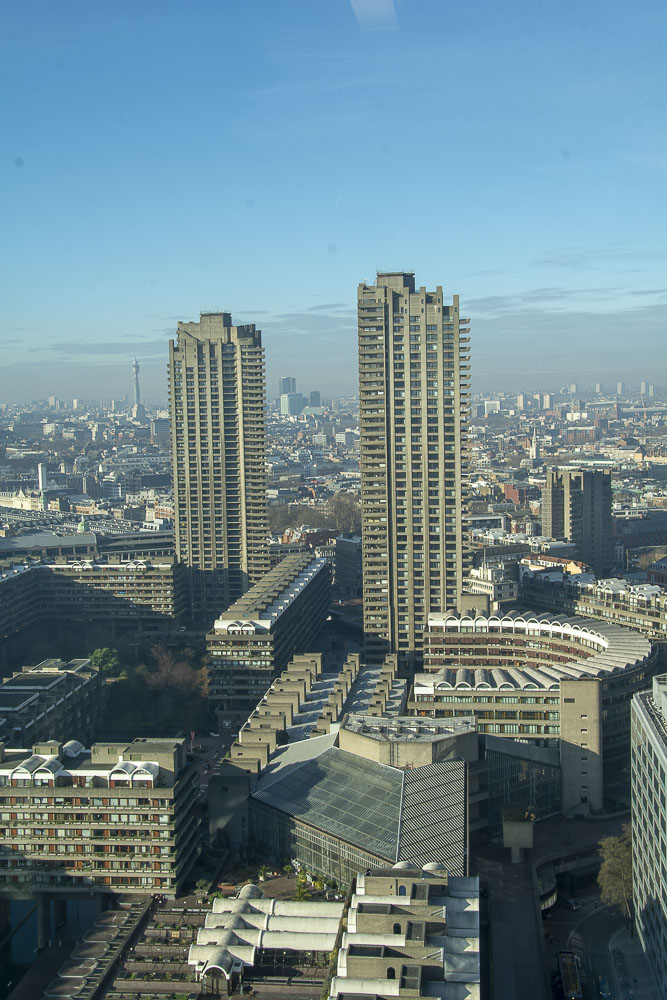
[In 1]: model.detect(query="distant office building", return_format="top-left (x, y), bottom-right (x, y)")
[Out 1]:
top-left (37, 463), bottom-right (47, 492)
top-left (516, 393), bottom-right (526, 411)
top-left (206, 553), bottom-right (331, 724)
top-left (358, 272), bottom-right (470, 666)
top-left (279, 392), bottom-right (304, 416)
top-left (309, 390), bottom-right (321, 407)
top-left (0, 738), bottom-right (199, 899)
top-left (541, 468), bottom-right (613, 576)
top-left (640, 380), bottom-right (648, 396)
top-left (100, 476), bottom-right (123, 500)
top-left (632, 674), bottom-right (667, 996)
top-left (278, 376), bottom-right (297, 395)
top-left (568, 383), bottom-right (578, 394)
top-left (595, 382), bottom-right (604, 393)
top-left (150, 416), bottom-right (170, 445)
top-left (617, 381), bottom-right (626, 395)
top-left (484, 400), bottom-right (501, 416)
top-left (335, 534), bottom-right (362, 597)
top-left (169, 312), bottom-right (269, 621)
top-left (464, 564), bottom-right (518, 614)
top-left (335, 430), bottom-right (357, 447)
top-left (542, 392), bottom-right (553, 410)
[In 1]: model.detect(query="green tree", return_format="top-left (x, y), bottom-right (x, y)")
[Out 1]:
top-left (294, 882), bottom-right (311, 902)
top-left (195, 878), bottom-right (210, 898)
top-left (90, 647), bottom-right (121, 676)
top-left (598, 823), bottom-right (633, 923)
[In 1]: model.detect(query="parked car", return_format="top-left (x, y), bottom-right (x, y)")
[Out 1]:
top-left (597, 975), bottom-right (611, 997)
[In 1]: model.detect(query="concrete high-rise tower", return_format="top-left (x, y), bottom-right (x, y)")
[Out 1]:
top-left (358, 272), bottom-right (470, 667)
top-left (541, 467), bottom-right (613, 576)
top-left (168, 312), bottom-right (269, 622)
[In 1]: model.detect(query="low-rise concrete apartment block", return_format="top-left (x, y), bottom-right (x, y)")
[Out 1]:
top-left (0, 658), bottom-right (104, 748)
top-left (521, 568), bottom-right (667, 644)
top-left (410, 611), bottom-right (657, 813)
top-left (632, 674), bottom-right (667, 997)
top-left (0, 557), bottom-right (186, 662)
top-left (0, 564), bottom-right (40, 655)
top-left (188, 867), bottom-right (482, 1000)
top-left (329, 866), bottom-right (481, 1000)
top-left (40, 556), bottom-right (186, 633)
top-left (206, 553), bottom-right (332, 725)
top-left (0, 737), bottom-right (199, 899)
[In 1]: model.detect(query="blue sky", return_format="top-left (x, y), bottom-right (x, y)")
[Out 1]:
top-left (1, 0), bottom-right (665, 402)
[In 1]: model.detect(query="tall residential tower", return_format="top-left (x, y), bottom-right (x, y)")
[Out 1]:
top-left (168, 312), bottom-right (268, 622)
top-left (358, 272), bottom-right (470, 667)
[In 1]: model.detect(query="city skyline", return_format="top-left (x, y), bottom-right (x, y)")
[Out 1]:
top-left (1, 0), bottom-right (666, 401)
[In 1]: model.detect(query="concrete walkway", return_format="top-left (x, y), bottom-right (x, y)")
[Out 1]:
top-left (7, 942), bottom-right (73, 1000)
top-left (609, 925), bottom-right (660, 1000)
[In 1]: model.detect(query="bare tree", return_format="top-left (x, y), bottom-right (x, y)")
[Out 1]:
top-left (597, 822), bottom-right (633, 924)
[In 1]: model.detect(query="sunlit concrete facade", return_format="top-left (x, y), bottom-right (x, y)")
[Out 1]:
top-left (0, 658), bottom-right (104, 749)
top-left (329, 867), bottom-right (481, 1000)
top-left (169, 312), bottom-right (269, 622)
top-left (206, 553), bottom-right (331, 725)
top-left (411, 611), bottom-right (657, 813)
top-left (0, 738), bottom-right (199, 898)
top-left (358, 272), bottom-right (470, 667)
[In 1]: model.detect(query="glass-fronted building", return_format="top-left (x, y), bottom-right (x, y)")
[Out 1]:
top-left (631, 675), bottom-right (667, 997)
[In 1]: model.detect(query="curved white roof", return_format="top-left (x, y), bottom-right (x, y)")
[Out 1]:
top-left (190, 885), bottom-right (344, 982)
top-left (421, 611), bottom-right (654, 691)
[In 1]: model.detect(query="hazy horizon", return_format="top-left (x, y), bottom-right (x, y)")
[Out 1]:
top-left (2, 1), bottom-right (665, 404)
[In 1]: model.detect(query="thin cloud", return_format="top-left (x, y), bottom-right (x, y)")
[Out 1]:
top-left (535, 246), bottom-right (667, 269)
top-left (306, 302), bottom-right (350, 313)
top-left (349, 0), bottom-right (398, 32)
top-left (29, 339), bottom-right (167, 359)
top-left (465, 287), bottom-right (622, 315)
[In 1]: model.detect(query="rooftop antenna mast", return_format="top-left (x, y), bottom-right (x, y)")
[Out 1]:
top-left (132, 358), bottom-right (141, 408)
